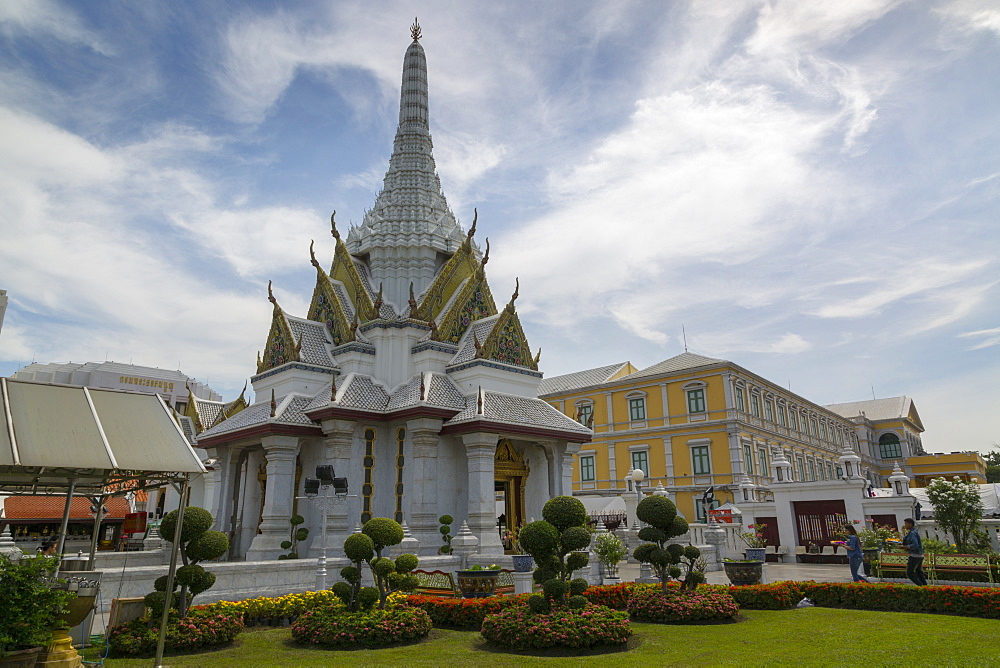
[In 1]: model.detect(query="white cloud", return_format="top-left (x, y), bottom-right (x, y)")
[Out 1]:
top-left (958, 327), bottom-right (1000, 350)
top-left (0, 0), bottom-right (112, 55)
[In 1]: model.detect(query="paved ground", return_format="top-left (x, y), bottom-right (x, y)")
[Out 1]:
top-left (618, 560), bottom-right (860, 585)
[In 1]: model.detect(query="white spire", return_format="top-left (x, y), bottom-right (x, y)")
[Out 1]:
top-left (346, 21), bottom-right (468, 309)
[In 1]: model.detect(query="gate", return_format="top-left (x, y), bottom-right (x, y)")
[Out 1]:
top-left (793, 500), bottom-right (848, 551)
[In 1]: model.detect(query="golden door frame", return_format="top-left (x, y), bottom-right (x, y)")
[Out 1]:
top-left (495, 439), bottom-right (529, 550)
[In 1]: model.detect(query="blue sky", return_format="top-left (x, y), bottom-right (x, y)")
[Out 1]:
top-left (0, 1), bottom-right (997, 453)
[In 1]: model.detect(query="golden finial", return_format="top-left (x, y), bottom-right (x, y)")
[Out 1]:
top-left (408, 282), bottom-right (417, 312)
top-left (533, 348), bottom-right (542, 365)
top-left (269, 389), bottom-right (276, 418)
top-left (480, 238), bottom-right (490, 268)
top-left (507, 278), bottom-right (519, 308)
top-left (309, 240), bottom-right (320, 269)
top-left (267, 280), bottom-right (277, 306)
top-left (411, 17), bottom-right (421, 42)
top-left (330, 211), bottom-right (340, 240)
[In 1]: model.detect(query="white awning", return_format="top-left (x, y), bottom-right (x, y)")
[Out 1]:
top-left (0, 378), bottom-right (204, 495)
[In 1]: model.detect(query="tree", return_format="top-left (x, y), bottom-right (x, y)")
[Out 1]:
top-left (925, 476), bottom-right (986, 553)
top-left (147, 506), bottom-right (228, 618)
top-left (519, 496), bottom-right (591, 613)
top-left (983, 444), bottom-right (1000, 483)
top-left (335, 517), bottom-right (418, 611)
top-left (632, 495), bottom-right (702, 592)
top-left (279, 515), bottom-right (308, 559)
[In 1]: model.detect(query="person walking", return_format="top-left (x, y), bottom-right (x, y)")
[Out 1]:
top-left (843, 524), bottom-right (869, 582)
top-left (901, 518), bottom-right (927, 586)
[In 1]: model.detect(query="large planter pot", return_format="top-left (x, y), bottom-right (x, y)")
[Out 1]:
top-left (511, 555), bottom-right (534, 572)
top-left (724, 560), bottom-right (763, 586)
top-left (745, 548), bottom-right (766, 562)
top-left (0, 646), bottom-right (42, 668)
top-left (455, 570), bottom-right (500, 598)
top-left (862, 548), bottom-right (881, 577)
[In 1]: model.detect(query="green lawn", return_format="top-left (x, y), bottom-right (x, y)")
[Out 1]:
top-left (84, 608), bottom-right (1000, 667)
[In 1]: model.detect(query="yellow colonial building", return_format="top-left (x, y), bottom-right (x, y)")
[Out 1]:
top-left (539, 352), bottom-right (876, 522)
top-left (540, 352), bottom-right (987, 522)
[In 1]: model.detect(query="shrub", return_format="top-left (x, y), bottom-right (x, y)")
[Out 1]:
top-left (721, 582), bottom-right (805, 610)
top-left (627, 587), bottom-right (739, 623)
top-left (279, 515), bottom-right (309, 560)
top-left (0, 555), bottom-right (73, 654)
top-left (800, 582), bottom-right (1000, 618)
top-left (341, 518), bottom-right (418, 611)
top-left (583, 582), bottom-right (664, 609)
top-left (438, 515), bottom-right (454, 555)
top-left (193, 590), bottom-right (345, 626)
top-left (520, 496), bottom-right (591, 609)
top-left (542, 495), bottom-right (588, 531)
top-left (632, 495), bottom-right (700, 592)
top-left (152, 506), bottom-right (228, 617)
top-left (291, 606), bottom-right (432, 647)
top-left (106, 608), bottom-right (243, 657)
top-left (481, 603), bottom-right (631, 650)
top-left (406, 594), bottom-right (529, 629)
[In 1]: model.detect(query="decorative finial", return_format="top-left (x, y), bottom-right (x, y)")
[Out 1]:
top-left (330, 211), bottom-right (340, 240)
top-left (473, 331), bottom-right (482, 353)
top-left (408, 282), bottom-right (417, 312)
top-left (269, 389), bottom-right (276, 418)
top-left (239, 381), bottom-right (247, 399)
top-left (507, 278), bottom-right (519, 308)
top-left (411, 17), bottom-right (421, 42)
top-left (374, 282), bottom-right (383, 311)
top-left (467, 208), bottom-right (477, 240)
top-left (480, 238), bottom-right (490, 268)
top-left (309, 240), bottom-right (320, 269)
top-left (428, 318), bottom-right (437, 332)
top-left (351, 311), bottom-right (359, 333)
top-left (587, 413), bottom-right (595, 429)
top-left (477, 386), bottom-right (483, 414)
top-left (331, 375), bottom-right (338, 401)
top-left (267, 280), bottom-right (277, 306)
top-left (419, 373), bottom-right (426, 401)
top-left (533, 348), bottom-right (541, 365)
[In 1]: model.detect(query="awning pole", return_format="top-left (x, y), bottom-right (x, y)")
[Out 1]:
top-left (56, 479), bottom-right (76, 555)
top-left (86, 495), bottom-right (107, 568)
top-left (154, 476), bottom-right (188, 668)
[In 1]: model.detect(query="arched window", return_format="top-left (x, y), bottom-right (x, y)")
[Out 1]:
top-left (878, 433), bottom-right (902, 460)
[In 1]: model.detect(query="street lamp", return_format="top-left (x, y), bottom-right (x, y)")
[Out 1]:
top-left (297, 465), bottom-right (355, 591)
top-left (630, 468), bottom-right (645, 503)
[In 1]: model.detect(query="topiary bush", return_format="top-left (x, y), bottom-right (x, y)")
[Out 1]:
top-left (291, 606), bottom-right (432, 647)
top-left (519, 496), bottom-right (592, 612)
top-left (336, 518), bottom-right (418, 611)
top-left (481, 603), bottom-right (631, 650)
top-left (279, 515), bottom-right (309, 560)
top-left (627, 587), bottom-right (739, 623)
top-left (150, 506), bottom-right (229, 617)
top-left (438, 515), bottom-right (454, 554)
top-left (632, 495), bottom-right (703, 592)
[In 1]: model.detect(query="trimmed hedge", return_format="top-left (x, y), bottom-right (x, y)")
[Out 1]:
top-left (721, 581), bottom-right (1000, 619)
top-left (406, 594), bottom-right (529, 628)
top-left (193, 590), bottom-right (345, 626)
top-left (107, 609), bottom-right (243, 657)
top-left (481, 603), bottom-right (631, 650)
top-left (627, 587), bottom-right (739, 624)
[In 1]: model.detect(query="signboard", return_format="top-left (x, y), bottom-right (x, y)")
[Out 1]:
top-left (123, 512), bottom-right (148, 535)
top-left (708, 509), bottom-right (734, 524)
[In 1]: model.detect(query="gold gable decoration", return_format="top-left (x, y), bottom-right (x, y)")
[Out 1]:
top-left (476, 279), bottom-right (538, 371)
top-left (307, 239), bottom-right (355, 346)
top-left (328, 212), bottom-right (376, 321)
top-left (433, 267), bottom-right (498, 343)
top-left (216, 383), bottom-right (249, 427)
top-left (413, 209), bottom-right (481, 322)
top-left (183, 382), bottom-right (204, 432)
top-left (495, 438), bottom-right (529, 478)
top-left (256, 281), bottom-right (302, 374)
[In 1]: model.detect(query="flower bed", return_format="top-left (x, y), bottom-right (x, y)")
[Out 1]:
top-left (405, 594), bottom-right (528, 629)
top-left (481, 603), bottom-right (631, 650)
top-left (581, 582), bottom-right (667, 609)
top-left (721, 581), bottom-right (1000, 619)
top-left (194, 590), bottom-right (345, 626)
top-left (106, 608), bottom-right (244, 657)
top-left (627, 587), bottom-right (739, 623)
top-left (291, 605), bottom-right (432, 647)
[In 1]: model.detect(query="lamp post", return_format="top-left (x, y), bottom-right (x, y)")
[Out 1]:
top-left (296, 465), bottom-right (355, 591)
top-left (630, 467), bottom-right (645, 503)
top-left (628, 468), bottom-right (652, 581)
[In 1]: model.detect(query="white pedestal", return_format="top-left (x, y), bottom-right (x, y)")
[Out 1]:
top-left (513, 571), bottom-right (533, 595)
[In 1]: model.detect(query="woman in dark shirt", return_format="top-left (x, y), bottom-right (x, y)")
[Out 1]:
top-left (844, 524), bottom-right (869, 583)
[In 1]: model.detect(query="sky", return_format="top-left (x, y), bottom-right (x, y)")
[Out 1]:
top-left (0, 0), bottom-right (997, 454)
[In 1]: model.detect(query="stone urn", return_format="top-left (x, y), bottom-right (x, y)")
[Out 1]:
top-left (455, 569), bottom-right (501, 598)
top-left (511, 555), bottom-right (534, 573)
top-left (35, 587), bottom-right (99, 668)
top-left (745, 547), bottom-right (766, 562)
top-left (0, 646), bottom-right (42, 668)
top-left (724, 560), bottom-right (763, 587)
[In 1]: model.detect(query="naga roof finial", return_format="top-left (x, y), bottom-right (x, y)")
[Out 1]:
top-left (480, 238), bottom-right (490, 268)
top-left (467, 208), bottom-right (477, 241)
top-left (408, 282), bottom-right (418, 311)
top-left (309, 240), bottom-right (320, 269)
top-left (507, 277), bottom-right (519, 308)
top-left (269, 389), bottom-right (276, 418)
top-left (330, 211), bottom-right (340, 240)
top-left (411, 17), bottom-right (421, 42)
top-left (373, 282), bottom-right (384, 311)
top-left (533, 348), bottom-right (542, 365)
top-left (267, 280), bottom-right (278, 306)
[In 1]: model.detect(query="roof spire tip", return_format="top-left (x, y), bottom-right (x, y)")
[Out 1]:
top-left (411, 17), bottom-right (421, 42)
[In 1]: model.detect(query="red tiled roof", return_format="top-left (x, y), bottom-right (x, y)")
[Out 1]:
top-left (3, 496), bottom-right (130, 520)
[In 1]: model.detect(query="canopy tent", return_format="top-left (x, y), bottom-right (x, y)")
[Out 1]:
top-left (0, 377), bottom-right (205, 496)
top-left (908, 484), bottom-right (1000, 518)
top-left (0, 377), bottom-right (205, 666)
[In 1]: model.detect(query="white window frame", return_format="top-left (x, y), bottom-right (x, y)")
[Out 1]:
top-left (579, 452), bottom-right (596, 483)
top-left (628, 444), bottom-right (650, 477)
top-left (688, 438), bottom-right (713, 477)
top-left (626, 391), bottom-right (647, 424)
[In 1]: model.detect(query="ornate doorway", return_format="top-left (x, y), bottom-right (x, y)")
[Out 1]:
top-left (494, 439), bottom-right (529, 552)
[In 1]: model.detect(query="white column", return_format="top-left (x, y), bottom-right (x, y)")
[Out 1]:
top-left (560, 442), bottom-right (581, 496)
top-left (462, 432), bottom-right (503, 555)
top-left (407, 417), bottom-right (443, 554)
top-left (246, 435), bottom-right (299, 561)
top-left (311, 419), bottom-right (355, 557)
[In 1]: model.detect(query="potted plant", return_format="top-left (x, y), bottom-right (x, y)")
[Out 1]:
top-left (722, 557), bottom-right (764, 586)
top-left (593, 532), bottom-right (627, 584)
top-left (858, 522), bottom-right (899, 577)
top-left (738, 523), bottom-right (768, 562)
top-left (0, 554), bottom-right (72, 667)
top-left (503, 525), bottom-right (533, 572)
top-left (455, 564), bottom-right (502, 598)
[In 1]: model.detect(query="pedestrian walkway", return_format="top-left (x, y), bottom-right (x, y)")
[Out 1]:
top-left (618, 561), bottom-right (858, 585)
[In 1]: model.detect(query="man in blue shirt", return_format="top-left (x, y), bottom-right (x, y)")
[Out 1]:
top-left (901, 518), bottom-right (927, 586)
